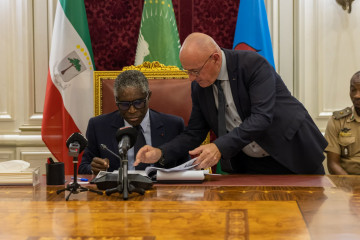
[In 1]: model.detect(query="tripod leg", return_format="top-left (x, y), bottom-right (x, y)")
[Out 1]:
top-left (128, 183), bottom-right (145, 195)
top-left (56, 188), bottom-right (67, 194)
top-left (79, 186), bottom-right (103, 195)
top-left (105, 186), bottom-right (122, 196)
top-left (66, 190), bottom-right (73, 201)
top-left (89, 188), bottom-right (104, 195)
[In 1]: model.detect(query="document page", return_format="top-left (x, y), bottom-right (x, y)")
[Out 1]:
top-left (145, 158), bottom-right (205, 182)
top-left (144, 158), bottom-right (198, 176)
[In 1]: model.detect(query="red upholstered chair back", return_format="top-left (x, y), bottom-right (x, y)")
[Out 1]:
top-left (93, 62), bottom-right (192, 125)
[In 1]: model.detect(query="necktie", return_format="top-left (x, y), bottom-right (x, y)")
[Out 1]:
top-left (215, 80), bottom-right (226, 137)
top-left (134, 125), bottom-right (147, 170)
top-left (215, 80), bottom-right (232, 173)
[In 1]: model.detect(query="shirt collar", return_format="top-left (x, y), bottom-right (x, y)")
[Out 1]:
top-left (347, 106), bottom-right (360, 122)
top-left (124, 109), bottom-right (150, 131)
top-left (217, 50), bottom-right (229, 81)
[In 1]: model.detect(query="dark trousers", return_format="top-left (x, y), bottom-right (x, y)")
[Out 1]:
top-left (228, 151), bottom-right (293, 174)
top-left (229, 152), bottom-right (324, 174)
top-left (238, 154), bottom-right (294, 174)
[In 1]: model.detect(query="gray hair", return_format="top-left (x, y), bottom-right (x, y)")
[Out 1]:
top-left (113, 70), bottom-right (149, 97)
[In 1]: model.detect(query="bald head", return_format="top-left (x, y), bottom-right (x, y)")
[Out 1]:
top-left (180, 33), bottom-right (220, 61)
top-left (351, 71), bottom-right (360, 85)
top-left (350, 71), bottom-right (360, 115)
top-left (179, 33), bottom-right (222, 87)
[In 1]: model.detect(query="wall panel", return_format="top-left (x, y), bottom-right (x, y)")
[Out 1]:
top-left (295, 0), bottom-right (360, 132)
top-left (0, 0), bottom-right (14, 124)
top-left (318, 0), bottom-right (360, 113)
top-left (17, 147), bottom-right (53, 175)
top-left (0, 150), bottom-right (16, 162)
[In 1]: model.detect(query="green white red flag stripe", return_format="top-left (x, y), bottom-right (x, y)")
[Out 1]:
top-left (42, 0), bottom-right (95, 174)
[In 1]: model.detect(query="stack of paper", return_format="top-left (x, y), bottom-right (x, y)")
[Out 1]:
top-left (0, 160), bottom-right (40, 186)
top-left (145, 158), bottom-right (205, 183)
top-left (91, 159), bottom-right (205, 184)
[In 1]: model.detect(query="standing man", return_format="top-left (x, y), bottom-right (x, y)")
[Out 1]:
top-left (79, 70), bottom-right (187, 175)
top-left (325, 71), bottom-right (360, 174)
top-left (135, 32), bottom-right (327, 174)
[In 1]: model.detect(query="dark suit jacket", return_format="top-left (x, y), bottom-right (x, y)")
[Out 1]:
top-left (160, 49), bottom-right (328, 174)
top-left (78, 109), bottom-right (187, 174)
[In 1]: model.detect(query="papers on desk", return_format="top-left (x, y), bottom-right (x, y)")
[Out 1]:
top-left (145, 158), bottom-right (205, 183)
top-left (0, 160), bottom-right (40, 186)
top-left (92, 158), bottom-right (205, 184)
top-left (155, 171), bottom-right (204, 182)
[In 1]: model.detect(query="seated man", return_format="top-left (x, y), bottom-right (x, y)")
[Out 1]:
top-left (325, 71), bottom-right (360, 175)
top-left (78, 70), bottom-right (187, 175)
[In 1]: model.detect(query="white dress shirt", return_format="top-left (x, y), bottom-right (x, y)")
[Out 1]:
top-left (124, 109), bottom-right (152, 169)
top-left (212, 50), bottom-right (269, 158)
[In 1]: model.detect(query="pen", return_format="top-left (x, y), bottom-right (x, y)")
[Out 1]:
top-left (71, 177), bottom-right (89, 181)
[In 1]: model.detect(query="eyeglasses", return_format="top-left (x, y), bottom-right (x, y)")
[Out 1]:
top-left (116, 93), bottom-right (149, 111)
top-left (185, 53), bottom-right (214, 76)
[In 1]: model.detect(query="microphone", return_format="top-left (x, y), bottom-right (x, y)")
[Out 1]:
top-left (66, 132), bottom-right (88, 157)
top-left (100, 144), bottom-right (121, 160)
top-left (116, 127), bottom-right (138, 157)
top-left (57, 132), bottom-right (103, 199)
top-left (104, 127), bottom-right (152, 199)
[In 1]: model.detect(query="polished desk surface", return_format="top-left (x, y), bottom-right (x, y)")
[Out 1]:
top-left (0, 174), bottom-right (360, 240)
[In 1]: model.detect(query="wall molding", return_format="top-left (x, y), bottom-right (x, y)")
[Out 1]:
top-left (0, 134), bottom-right (45, 147)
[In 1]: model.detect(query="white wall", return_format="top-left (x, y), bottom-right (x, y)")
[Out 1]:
top-left (0, 0), bottom-right (359, 174)
top-left (0, 0), bottom-right (56, 174)
top-left (295, 0), bottom-right (360, 132)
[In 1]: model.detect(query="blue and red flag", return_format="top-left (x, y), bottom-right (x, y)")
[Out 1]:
top-left (232, 0), bottom-right (275, 69)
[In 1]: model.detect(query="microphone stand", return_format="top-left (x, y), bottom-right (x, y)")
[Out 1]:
top-left (105, 149), bottom-right (146, 200)
top-left (57, 143), bottom-right (103, 201)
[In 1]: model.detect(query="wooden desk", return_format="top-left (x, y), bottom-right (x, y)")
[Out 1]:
top-left (0, 175), bottom-right (359, 240)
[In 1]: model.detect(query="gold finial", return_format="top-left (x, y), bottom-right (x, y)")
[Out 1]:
top-left (121, 61), bottom-right (188, 79)
top-left (336, 0), bottom-right (355, 13)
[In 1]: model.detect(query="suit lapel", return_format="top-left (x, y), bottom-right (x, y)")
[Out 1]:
top-left (229, 75), bottom-right (245, 120)
top-left (149, 110), bottom-right (165, 147)
top-left (224, 49), bottom-right (246, 120)
top-left (110, 111), bottom-right (125, 154)
top-left (134, 110), bottom-right (164, 170)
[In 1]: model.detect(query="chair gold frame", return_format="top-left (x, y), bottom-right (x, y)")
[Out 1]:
top-left (93, 61), bottom-right (189, 116)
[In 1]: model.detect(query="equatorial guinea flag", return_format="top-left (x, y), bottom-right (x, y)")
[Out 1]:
top-left (232, 0), bottom-right (275, 69)
top-left (42, 0), bottom-right (95, 174)
top-left (135, 0), bottom-right (181, 68)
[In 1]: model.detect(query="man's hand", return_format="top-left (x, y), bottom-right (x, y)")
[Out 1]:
top-left (189, 143), bottom-right (221, 170)
top-left (134, 145), bottom-right (162, 166)
top-left (91, 157), bottom-right (109, 175)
